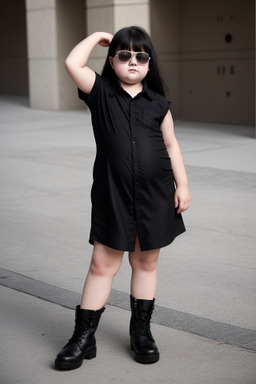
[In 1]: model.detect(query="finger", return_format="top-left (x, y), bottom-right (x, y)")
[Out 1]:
top-left (99, 36), bottom-right (112, 47)
top-left (177, 200), bottom-right (185, 214)
top-left (99, 40), bottom-right (110, 47)
top-left (180, 200), bottom-right (190, 213)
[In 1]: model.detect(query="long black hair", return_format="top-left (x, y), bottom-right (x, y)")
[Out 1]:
top-left (101, 26), bottom-right (166, 97)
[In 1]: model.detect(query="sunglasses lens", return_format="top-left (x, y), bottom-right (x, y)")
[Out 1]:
top-left (117, 51), bottom-right (150, 64)
top-left (118, 51), bottom-right (132, 62)
top-left (136, 52), bottom-right (149, 64)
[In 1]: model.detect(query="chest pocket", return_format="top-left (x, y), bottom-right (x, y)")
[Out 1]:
top-left (134, 106), bottom-right (160, 131)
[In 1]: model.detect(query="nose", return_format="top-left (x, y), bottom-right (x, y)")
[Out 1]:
top-left (129, 53), bottom-right (137, 65)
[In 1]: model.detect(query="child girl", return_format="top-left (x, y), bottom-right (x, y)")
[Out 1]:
top-left (55, 26), bottom-right (190, 370)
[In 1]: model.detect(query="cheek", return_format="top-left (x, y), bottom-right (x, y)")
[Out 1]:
top-left (142, 65), bottom-right (150, 76)
top-left (113, 64), bottom-right (127, 76)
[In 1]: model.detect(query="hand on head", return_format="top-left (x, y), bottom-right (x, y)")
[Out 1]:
top-left (98, 33), bottom-right (113, 47)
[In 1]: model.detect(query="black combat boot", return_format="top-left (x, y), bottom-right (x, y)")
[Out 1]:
top-left (55, 305), bottom-right (105, 370)
top-left (130, 296), bottom-right (159, 364)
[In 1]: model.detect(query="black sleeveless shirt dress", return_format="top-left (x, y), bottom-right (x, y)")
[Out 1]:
top-left (78, 73), bottom-right (185, 252)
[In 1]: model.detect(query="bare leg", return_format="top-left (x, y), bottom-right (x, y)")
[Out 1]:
top-left (129, 236), bottom-right (160, 300)
top-left (80, 241), bottom-right (124, 310)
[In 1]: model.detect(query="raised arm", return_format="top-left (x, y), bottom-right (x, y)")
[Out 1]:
top-left (160, 110), bottom-right (191, 213)
top-left (65, 32), bottom-right (113, 94)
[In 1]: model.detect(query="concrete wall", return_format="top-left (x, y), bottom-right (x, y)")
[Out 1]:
top-left (150, 0), bottom-right (181, 117)
top-left (25, 0), bottom-right (149, 110)
top-left (0, 0), bottom-right (28, 95)
top-left (26, 0), bottom-right (85, 110)
top-left (150, 0), bottom-right (255, 126)
top-left (56, 0), bottom-right (86, 109)
top-left (0, 0), bottom-right (254, 128)
top-left (180, 0), bottom-right (255, 125)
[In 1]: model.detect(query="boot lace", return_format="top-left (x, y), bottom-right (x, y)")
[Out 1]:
top-left (134, 308), bottom-right (153, 339)
top-left (69, 318), bottom-right (92, 343)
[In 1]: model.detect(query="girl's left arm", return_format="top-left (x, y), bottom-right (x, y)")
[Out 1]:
top-left (160, 110), bottom-right (191, 214)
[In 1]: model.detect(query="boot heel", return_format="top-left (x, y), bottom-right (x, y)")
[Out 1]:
top-left (85, 347), bottom-right (97, 360)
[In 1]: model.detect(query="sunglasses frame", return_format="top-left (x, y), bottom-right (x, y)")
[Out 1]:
top-left (114, 50), bottom-right (151, 65)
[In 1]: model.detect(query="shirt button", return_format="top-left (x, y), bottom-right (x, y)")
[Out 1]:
top-left (134, 162), bottom-right (137, 166)
top-left (132, 140), bottom-right (136, 144)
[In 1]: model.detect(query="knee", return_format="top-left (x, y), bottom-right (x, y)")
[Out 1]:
top-left (130, 256), bottom-right (158, 273)
top-left (89, 254), bottom-right (121, 278)
top-left (89, 257), bottom-right (111, 277)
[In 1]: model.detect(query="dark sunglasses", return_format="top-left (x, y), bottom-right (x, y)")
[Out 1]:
top-left (114, 50), bottom-right (151, 65)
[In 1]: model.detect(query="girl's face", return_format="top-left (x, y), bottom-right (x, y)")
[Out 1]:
top-left (109, 47), bottom-right (150, 86)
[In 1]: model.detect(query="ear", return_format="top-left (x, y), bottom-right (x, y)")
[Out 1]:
top-left (109, 57), bottom-right (114, 69)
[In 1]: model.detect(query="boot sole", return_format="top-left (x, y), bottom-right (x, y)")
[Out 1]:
top-left (131, 342), bottom-right (159, 364)
top-left (135, 353), bottom-right (159, 364)
top-left (55, 346), bottom-right (97, 370)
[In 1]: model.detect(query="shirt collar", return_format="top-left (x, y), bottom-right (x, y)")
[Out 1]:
top-left (109, 77), bottom-right (155, 100)
top-left (142, 81), bottom-right (155, 100)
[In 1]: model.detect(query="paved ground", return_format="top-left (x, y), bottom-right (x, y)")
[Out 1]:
top-left (0, 95), bottom-right (256, 383)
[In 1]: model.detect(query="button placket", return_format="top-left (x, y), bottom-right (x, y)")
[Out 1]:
top-left (130, 100), bottom-right (141, 228)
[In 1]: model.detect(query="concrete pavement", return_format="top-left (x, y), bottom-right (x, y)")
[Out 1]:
top-left (0, 95), bottom-right (256, 383)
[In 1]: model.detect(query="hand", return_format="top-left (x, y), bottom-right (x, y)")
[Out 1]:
top-left (98, 32), bottom-right (113, 47)
top-left (174, 185), bottom-right (191, 214)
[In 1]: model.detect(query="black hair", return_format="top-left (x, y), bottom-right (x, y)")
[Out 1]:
top-left (101, 26), bottom-right (166, 97)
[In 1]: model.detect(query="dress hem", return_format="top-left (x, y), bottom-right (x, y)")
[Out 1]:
top-left (89, 227), bottom-right (186, 252)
